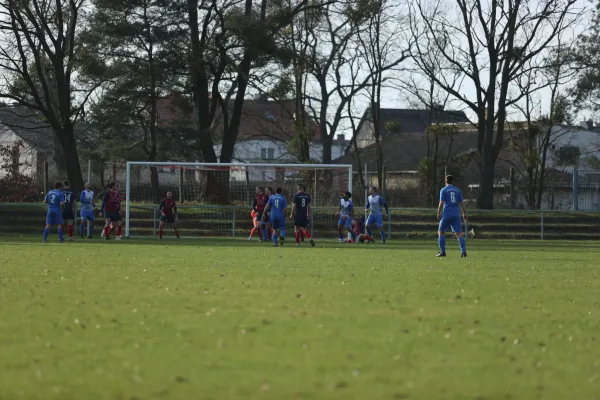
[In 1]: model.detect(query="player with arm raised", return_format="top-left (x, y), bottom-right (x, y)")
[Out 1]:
top-left (79, 183), bottom-right (95, 239)
top-left (263, 187), bottom-right (287, 247)
top-left (61, 180), bottom-right (76, 241)
top-left (253, 187), bottom-right (269, 241)
top-left (100, 182), bottom-right (123, 240)
top-left (159, 191), bottom-right (180, 239)
top-left (290, 184), bottom-right (315, 247)
top-left (365, 186), bottom-right (389, 243)
top-left (335, 192), bottom-right (354, 242)
top-left (43, 181), bottom-right (65, 243)
top-left (436, 175), bottom-right (468, 257)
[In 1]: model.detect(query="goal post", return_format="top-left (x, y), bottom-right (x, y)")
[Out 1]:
top-left (124, 162), bottom-right (353, 238)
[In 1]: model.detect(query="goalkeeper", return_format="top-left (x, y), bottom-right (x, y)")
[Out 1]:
top-left (159, 191), bottom-right (180, 239)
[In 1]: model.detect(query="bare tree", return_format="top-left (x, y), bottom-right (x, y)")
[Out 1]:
top-left (409, 0), bottom-right (583, 208)
top-left (353, 0), bottom-right (409, 189)
top-left (506, 44), bottom-right (577, 209)
top-left (0, 0), bottom-right (97, 193)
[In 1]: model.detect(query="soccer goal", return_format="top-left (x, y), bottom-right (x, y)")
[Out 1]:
top-left (124, 162), bottom-right (353, 238)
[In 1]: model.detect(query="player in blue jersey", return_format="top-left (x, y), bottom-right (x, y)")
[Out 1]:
top-left (437, 175), bottom-right (468, 257)
top-left (43, 181), bottom-right (65, 243)
top-left (336, 191), bottom-right (354, 242)
top-left (263, 187), bottom-right (287, 247)
top-left (365, 186), bottom-right (389, 243)
top-left (290, 184), bottom-right (315, 247)
top-left (61, 180), bottom-right (76, 241)
top-left (79, 183), bottom-right (95, 239)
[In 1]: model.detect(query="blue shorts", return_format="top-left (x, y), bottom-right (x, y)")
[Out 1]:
top-left (294, 216), bottom-right (307, 228)
top-left (46, 209), bottom-right (63, 225)
top-left (439, 214), bottom-right (462, 234)
top-left (338, 215), bottom-right (352, 229)
top-left (270, 216), bottom-right (285, 230)
top-left (81, 210), bottom-right (95, 221)
top-left (366, 214), bottom-right (383, 228)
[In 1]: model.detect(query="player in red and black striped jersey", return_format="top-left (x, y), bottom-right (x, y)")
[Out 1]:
top-left (100, 182), bottom-right (123, 240)
top-left (253, 186), bottom-right (269, 241)
top-left (159, 191), bottom-right (180, 239)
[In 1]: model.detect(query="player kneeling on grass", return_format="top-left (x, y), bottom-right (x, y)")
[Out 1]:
top-left (43, 181), bottom-right (65, 243)
top-left (79, 183), bottom-right (95, 239)
top-left (100, 182), bottom-right (123, 240)
top-left (350, 216), bottom-right (373, 243)
top-left (263, 187), bottom-right (287, 247)
top-left (436, 175), bottom-right (468, 257)
top-left (61, 180), bottom-right (76, 241)
top-left (290, 184), bottom-right (314, 247)
top-left (159, 191), bottom-right (180, 239)
top-left (365, 186), bottom-right (388, 243)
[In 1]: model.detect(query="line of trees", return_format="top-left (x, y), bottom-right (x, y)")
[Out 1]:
top-left (0, 0), bottom-right (597, 208)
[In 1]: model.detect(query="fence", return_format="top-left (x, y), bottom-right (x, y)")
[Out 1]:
top-left (2, 203), bottom-right (600, 241)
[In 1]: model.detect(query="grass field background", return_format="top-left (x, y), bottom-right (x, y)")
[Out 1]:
top-left (1, 236), bottom-right (600, 399)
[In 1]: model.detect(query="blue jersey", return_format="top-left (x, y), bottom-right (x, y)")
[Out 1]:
top-left (339, 198), bottom-right (353, 217)
top-left (63, 189), bottom-right (75, 214)
top-left (366, 195), bottom-right (387, 215)
top-left (268, 194), bottom-right (287, 218)
top-left (440, 185), bottom-right (463, 215)
top-left (45, 189), bottom-right (63, 210)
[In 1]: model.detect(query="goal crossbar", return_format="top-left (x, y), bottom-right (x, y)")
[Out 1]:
top-left (125, 161), bottom-right (353, 238)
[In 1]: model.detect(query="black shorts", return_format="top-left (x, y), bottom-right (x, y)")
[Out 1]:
top-left (294, 216), bottom-right (308, 228)
top-left (255, 211), bottom-right (268, 222)
top-left (62, 211), bottom-right (74, 220)
top-left (105, 211), bottom-right (121, 222)
top-left (161, 215), bottom-right (176, 223)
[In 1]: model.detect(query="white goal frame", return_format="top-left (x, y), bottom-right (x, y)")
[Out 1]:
top-left (125, 161), bottom-right (353, 238)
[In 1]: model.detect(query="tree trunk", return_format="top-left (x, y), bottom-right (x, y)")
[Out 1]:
top-left (477, 155), bottom-right (496, 209)
top-left (322, 136), bottom-right (333, 164)
top-left (55, 124), bottom-right (84, 194)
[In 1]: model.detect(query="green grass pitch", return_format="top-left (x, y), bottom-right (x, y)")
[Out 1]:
top-left (1, 236), bottom-right (600, 399)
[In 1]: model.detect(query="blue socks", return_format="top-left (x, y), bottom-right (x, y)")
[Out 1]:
top-left (261, 224), bottom-right (268, 240)
top-left (459, 236), bottom-right (466, 253)
top-left (438, 235), bottom-right (446, 253)
top-left (272, 230), bottom-right (278, 246)
top-left (367, 228), bottom-right (373, 236)
top-left (380, 230), bottom-right (385, 242)
top-left (44, 227), bottom-right (64, 242)
top-left (80, 223), bottom-right (85, 237)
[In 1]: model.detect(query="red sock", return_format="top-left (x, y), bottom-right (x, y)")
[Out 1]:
top-left (68, 224), bottom-right (73, 238)
top-left (117, 225), bottom-right (122, 236)
top-left (303, 230), bottom-right (311, 239)
top-left (295, 232), bottom-right (300, 244)
top-left (61, 224), bottom-right (65, 232)
top-left (159, 228), bottom-right (163, 237)
top-left (108, 225), bottom-right (115, 235)
top-left (104, 226), bottom-right (110, 237)
top-left (365, 235), bottom-right (373, 241)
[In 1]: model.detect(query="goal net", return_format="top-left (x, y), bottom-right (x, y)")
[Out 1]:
top-left (124, 162), bottom-right (353, 238)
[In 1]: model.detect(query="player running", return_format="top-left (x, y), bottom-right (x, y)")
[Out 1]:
top-left (159, 191), bottom-right (180, 239)
top-left (335, 191), bottom-right (354, 242)
top-left (365, 186), bottom-right (389, 243)
top-left (79, 183), bottom-right (95, 239)
top-left (100, 182), bottom-right (123, 240)
top-left (253, 186), bottom-right (269, 241)
top-left (61, 180), bottom-right (76, 241)
top-left (290, 184), bottom-right (315, 247)
top-left (263, 187), bottom-right (287, 247)
top-left (43, 181), bottom-right (65, 243)
top-left (248, 210), bottom-right (263, 240)
top-left (437, 175), bottom-right (468, 257)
